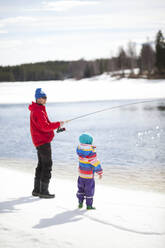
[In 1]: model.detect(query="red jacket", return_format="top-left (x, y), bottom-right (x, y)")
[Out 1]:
top-left (29, 102), bottom-right (60, 147)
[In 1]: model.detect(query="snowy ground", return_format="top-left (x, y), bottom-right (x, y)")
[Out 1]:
top-left (0, 74), bottom-right (165, 104)
top-left (0, 165), bottom-right (165, 248)
top-left (0, 75), bottom-right (165, 247)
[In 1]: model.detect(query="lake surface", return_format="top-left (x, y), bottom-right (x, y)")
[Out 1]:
top-left (0, 99), bottom-right (165, 192)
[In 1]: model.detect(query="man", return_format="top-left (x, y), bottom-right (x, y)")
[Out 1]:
top-left (29, 88), bottom-right (64, 199)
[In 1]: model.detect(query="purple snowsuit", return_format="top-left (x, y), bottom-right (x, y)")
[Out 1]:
top-left (77, 177), bottom-right (95, 206)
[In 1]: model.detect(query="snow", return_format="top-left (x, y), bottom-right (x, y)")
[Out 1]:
top-left (0, 74), bottom-right (165, 104)
top-left (0, 165), bottom-right (165, 248)
top-left (0, 75), bottom-right (165, 247)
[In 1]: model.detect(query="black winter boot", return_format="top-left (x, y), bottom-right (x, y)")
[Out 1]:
top-left (39, 182), bottom-right (55, 199)
top-left (32, 179), bottom-right (40, 197)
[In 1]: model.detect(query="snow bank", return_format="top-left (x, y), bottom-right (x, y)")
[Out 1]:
top-left (0, 165), bottom-right (165, 248)
top-left (0, 74), bottom-right (164, 104)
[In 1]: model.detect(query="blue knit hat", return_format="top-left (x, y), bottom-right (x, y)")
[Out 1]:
top-left (35, 88), bottom-right (47, 100)
top-left (79, 133), bottom-right (93, 145)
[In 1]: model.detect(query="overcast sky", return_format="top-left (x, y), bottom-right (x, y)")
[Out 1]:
top-left (0, 0), bottom-right (165, 66)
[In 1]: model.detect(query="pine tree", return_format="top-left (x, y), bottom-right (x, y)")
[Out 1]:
top-left (140, 42), bottom-right (155, 75)
top-left (117, 47), bottom-right (127, 73)
top-left (155, 30), bottom-right (165, 73)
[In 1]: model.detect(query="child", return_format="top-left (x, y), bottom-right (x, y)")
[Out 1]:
top-left (76, 133), bottom-right (103, 210)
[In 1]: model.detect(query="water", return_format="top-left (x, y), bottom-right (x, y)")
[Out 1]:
top-left (0, 99), bottom-right (165, 192)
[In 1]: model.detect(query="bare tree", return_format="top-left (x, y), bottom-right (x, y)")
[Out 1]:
top-left (127, 41), bottom-right (137, 73)
top-left (69, 59), bottom-right (86, 79)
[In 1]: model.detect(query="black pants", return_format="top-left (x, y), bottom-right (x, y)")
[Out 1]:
top-left (35, 143), bottom-right (53, 183)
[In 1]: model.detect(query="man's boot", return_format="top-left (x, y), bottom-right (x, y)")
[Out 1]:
top-left (39, 181), bottom-right (55, 199)
top-left (32, 178), bottom-right (40, 197)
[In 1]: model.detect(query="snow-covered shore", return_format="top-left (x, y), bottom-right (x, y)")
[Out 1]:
top-left (0, 74), bottom-right (165, 104)
top-left (0, 165), bottom-right (165, 248)
top-left (0, 75), bottom-right (165, 247)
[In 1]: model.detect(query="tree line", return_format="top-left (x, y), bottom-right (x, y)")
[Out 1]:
top-left (0, 30), bottom-right (165, 82)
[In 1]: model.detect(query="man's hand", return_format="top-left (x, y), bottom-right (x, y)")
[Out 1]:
top-left (60, 121), bottom-right (64, 127)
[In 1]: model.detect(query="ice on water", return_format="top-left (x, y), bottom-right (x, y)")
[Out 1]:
top-left (136, 126), bottom-right (163, 147)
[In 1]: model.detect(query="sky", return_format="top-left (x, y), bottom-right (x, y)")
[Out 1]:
top-left (0, 0), bottom-right (165, 66)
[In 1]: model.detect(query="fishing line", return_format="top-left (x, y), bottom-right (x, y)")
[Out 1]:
top-left (65, 99), bottom-right (164, 123)
top-left (56, 99), bottom-right (164, 132)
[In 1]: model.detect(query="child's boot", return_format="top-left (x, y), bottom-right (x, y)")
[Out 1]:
top-left (87, 205), bottom-right (96, 210)
top-left (78, 202), bottom-right (83, 208)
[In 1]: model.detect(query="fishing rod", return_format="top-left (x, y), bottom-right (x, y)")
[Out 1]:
top-left (56, 98), bottom-right (164, 132)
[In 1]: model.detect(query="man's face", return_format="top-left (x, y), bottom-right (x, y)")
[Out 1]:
top-left (37, 97), bottom-right (47, 105)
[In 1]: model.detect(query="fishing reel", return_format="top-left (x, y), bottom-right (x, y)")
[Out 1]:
top-left (56, 127), bottom-right (66, 133)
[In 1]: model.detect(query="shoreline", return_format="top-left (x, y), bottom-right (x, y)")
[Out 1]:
top-left (0, 158), bottom-right (165, 195)
top-left (0, 76), bottom-right (165, 104)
